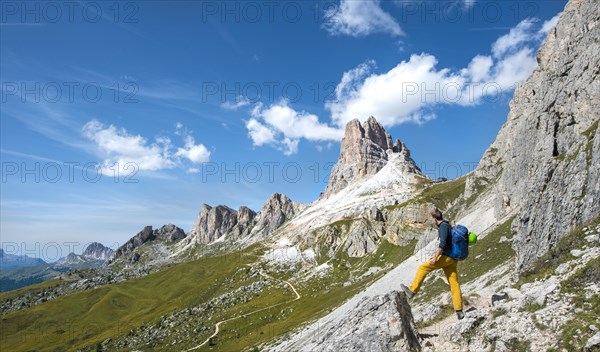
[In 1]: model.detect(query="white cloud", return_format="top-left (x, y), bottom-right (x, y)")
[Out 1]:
top-left (246, 118), bottom-right (276, 146)
top-left (326, 54), bottom-right (466, 127)
top-left (83, 120), bottom-right (211, 173)
top-left (323, 0), bottom-right (403, 37)
top-left (221, 96), bottom-right (251, 111)
top-left (246, 100), bottom-right (343, 155)
top-left (326, 16), bottom-right (553, 127)
top-left (175, 135), bottom-right (211, 163)
top-left (489, 47), bottom-right (538, 89)
top-left (491, 18), bottom-right (536, 58)
top-left (82, 120), bottom-right (175, 172)
top-left (539, 13), bottom-right (562, 35)
top-left (246, 11), bottom-right (561, 155)
top-left (464, 55), bottom-right (493, 82)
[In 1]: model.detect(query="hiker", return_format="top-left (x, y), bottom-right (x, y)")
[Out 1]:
top-left (401, 209), bottom-right (465, 320)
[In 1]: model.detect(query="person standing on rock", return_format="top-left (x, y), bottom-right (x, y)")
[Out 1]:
top-left (401, 209), bottom-right (465, 320)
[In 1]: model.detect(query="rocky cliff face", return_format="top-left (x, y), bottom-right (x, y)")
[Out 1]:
top-left (154, 224), bottom-right (186, 242)
top-left (465, 0), bottom-right (600, 271)
top-left (109, 224), bottom-right (186, 263)
top-left (322, 116), bottom-right (422, 198)
top-left (250, 193), bottom-right (299, 239)
top-left (186, 193), bottom-right (300, 244)
top-left (187, 205), bottom-right (239, 243)
top-left (82, 242), bottom-right (114, 261)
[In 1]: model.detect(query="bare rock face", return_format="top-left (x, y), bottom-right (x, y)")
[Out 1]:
top-left (154, 224), bottom-right (186, 242)
top-left (343, 219), bottom-right (382, 257)
top-left (108, 224), bottom-right (186, 263)
top-left (82, 242), bottom-right (114, 261)
top-left (250, 193), bottom-right (299, 238)
top-left (188, 205), bottom-right (238, 243)
top-left (303, 291), bottom-right (421, 352)
top-left (186, 193), bottom-right (299, 244)
top-left (63, 252), bottom-right (85, 265)
top-left (465, 0), bottom-right (600, 271)
top-left (237, 206), bottom-right (256, 225)
top-left (322, 116), bottom-right (421, 198)
top-left (110, 226), bottom-right (156, 262)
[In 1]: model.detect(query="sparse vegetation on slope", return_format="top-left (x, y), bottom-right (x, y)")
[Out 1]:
top-left (0, 246), bottom-right (265, 351)
top-left (518, 215), bottom-right (600, 287)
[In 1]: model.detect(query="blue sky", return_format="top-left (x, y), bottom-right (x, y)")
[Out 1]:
top-left (0, 0), bottom-right (566, 260)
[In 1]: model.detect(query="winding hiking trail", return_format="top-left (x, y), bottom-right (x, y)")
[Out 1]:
top-left (184, 268), bottom-right (301, 351)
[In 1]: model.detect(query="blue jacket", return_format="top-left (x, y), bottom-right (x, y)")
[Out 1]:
top-left (438, 220), bottom-right (453, 257)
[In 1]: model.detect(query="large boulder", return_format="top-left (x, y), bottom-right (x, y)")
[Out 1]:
top-left (296, 291), bottom-right (421, 352)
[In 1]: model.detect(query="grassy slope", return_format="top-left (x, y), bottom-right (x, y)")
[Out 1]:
top-left (518, 215), bottom-right (600, 286)
top-left (0, 239), bottom-right (417, 352)
top-left (0, 247), bottom-right (263, 351)
top-left (0, 278), bottom-right (62, 302)
top-left (1, 176), bottom-right (471, 351)
top-left (213, 240), bottom-right (417, 351)
top-left (383, 176), bottom-right (467, 216)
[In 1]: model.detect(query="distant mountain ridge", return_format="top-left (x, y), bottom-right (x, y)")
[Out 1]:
top-left (61, 242), bottom-right (114, 265)
top-left (0, 248), bottom-right (46, 271)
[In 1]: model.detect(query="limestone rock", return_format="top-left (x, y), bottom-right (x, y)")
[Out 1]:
top-left (250, 193), bottom-right (299, 238)
top-left (154, 224), bottom-right (186, 242)
top-left (186, 193), bottom-right (299, 244)
top-left (109, 226), bottom-right (155, 263)
top-left (237, 206), bottom-right (256, 225)
top-left (343, 219), bottom-right (381, 257)
top-left (63, 252), bottom-right (85, 265)
top-left (586, 331), bottom-right (600, 351)
top-left (322, 116), bottom-right (422, 198)
top-left (187, 205), bottom-right (238, 243)
top-left (82, 242), bottom-right (114, 261)
top-left (463, 0), bottom-right (600, 271)
top-left (305, 291), bottom-right (421, 352)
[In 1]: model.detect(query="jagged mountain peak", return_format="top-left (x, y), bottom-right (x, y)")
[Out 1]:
top-left (184, 193), bottom-right (302, 246)
top-left (322, 116), bottom-right (422, 198)
top-left (108, 224), bottom-right (186, 264)
top-left (82, 242), bottom-right (114, 261)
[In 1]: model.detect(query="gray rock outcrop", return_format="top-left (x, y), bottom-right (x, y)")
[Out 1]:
top-left (250, 193), bottom-right (299, 239)
top-left (154, 224), bottom-right (186, 242)
top-left (322, 116), bottom-right (422, 198)
top-left (187, 205), bottom-right (238, 243)
top-left (464, 0), bottom-right (600, 271)
top-left (186, 193), bottom-right (300, 244)
top-left (82, 242), bottom-right (114, 261)
top-left (109, 224), bottom-right (186, 263)
top-left (110, 226), bottom-right (156, 262)
top-left (305, 291), bottom-right (421, 352)
top-left (63, 252), bottom-right (85, 265)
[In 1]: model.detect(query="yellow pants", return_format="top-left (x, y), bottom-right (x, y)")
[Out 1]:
top-left (409, 255), bottom-right (463, 311)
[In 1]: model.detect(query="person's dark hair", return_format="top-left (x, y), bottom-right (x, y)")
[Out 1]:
top-left (431, 209), bottom-right (443, 221)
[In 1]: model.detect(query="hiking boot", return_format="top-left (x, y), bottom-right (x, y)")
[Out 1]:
top-left (400, 284), bottom-right (414, 299)
top-left (456, 310), bottom-right (465, 320)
